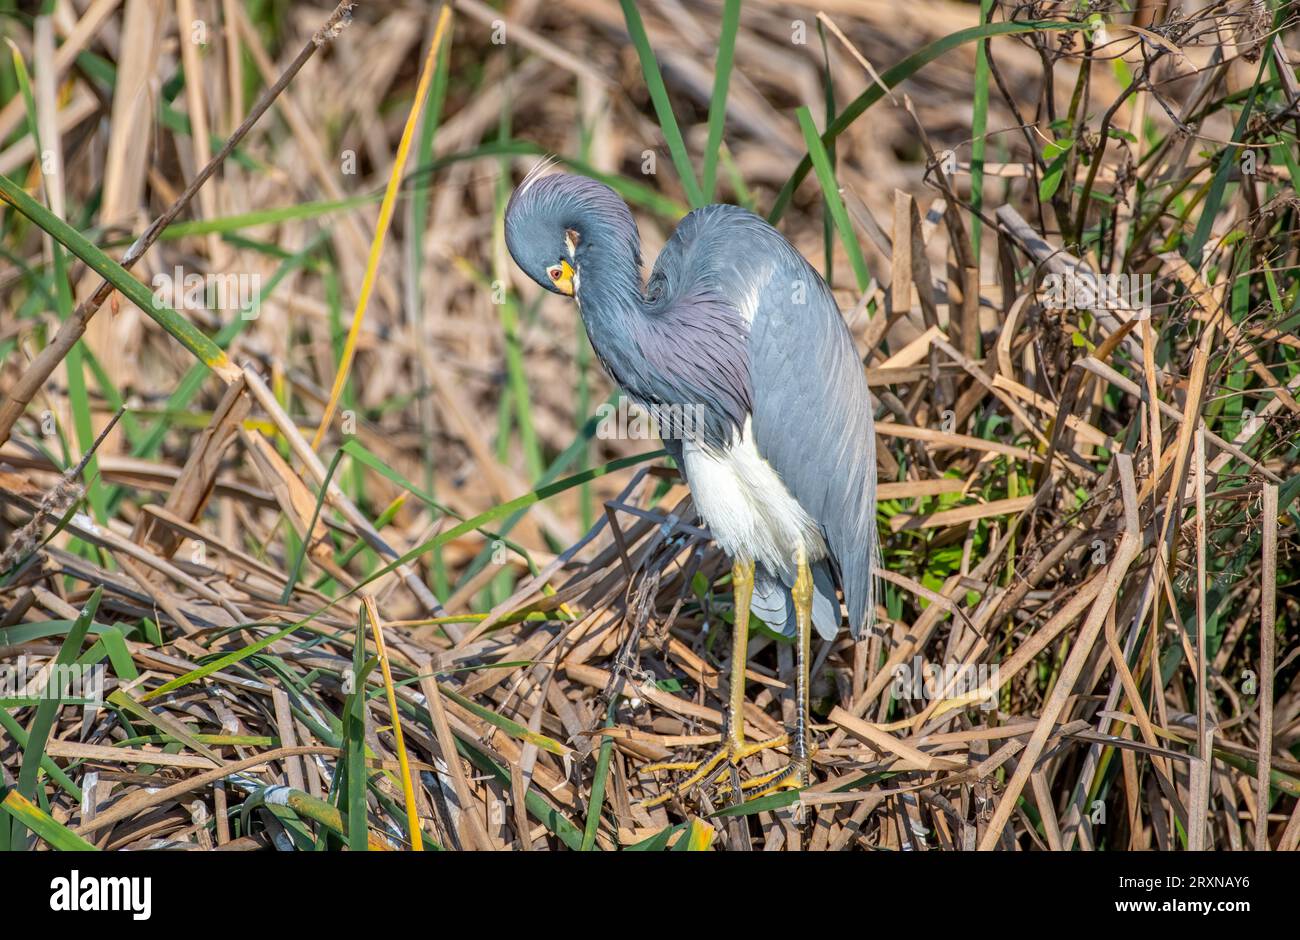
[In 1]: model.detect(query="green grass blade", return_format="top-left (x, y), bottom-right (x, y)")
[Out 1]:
top-left (7, 42), bottom-right (109, 522)
top-left (425, 140), bottom-right (689, 218)
top-left (0, 788), bottom-right (98, 850)
top-left (816, 20), bottom-right (837, 280)
top-left (708, 788), bottom-right (801, 817)
top-left (969, 0), bottom-right (995, 261)
top-left (13, 586), bottom-right (101, 847)
top-left (158, 195), bottom-right (374, 240)
top-left (107, 688), bottom-right (222, 762)
top-left (769, 20), bottom-right (1084, 223)
top-left (138, 619), bottom-right (311, 702)
top-left (618, 0), bottom-right (704, 206)
top-left (437, 685), bottom-right (570, 757)
top-left (337, 440), bottom-right (536, 573)
top-left (353, 450), bottom-right (664, 594)
top-left (141, 450), bottom-right (664, 704)
top-left (701, 0), bottom-right (741, 203)
top-left (342, 613), bottom-right (374, 851)
top-left (280, 449), bottom-right (343, 604)
top-left (1185, 53), bottom-right (1268, 267)
top-left (491, 153), bottom-right (544, 481)
top-left (671, 817), bottom-right (716, 850)
top-left (254, 785), bottom-right (385, 847)
top-left (0, 173), bottom-right (235, 377)
top-left (145, 142), bottom-right (689, 244)
top-left (87, 626), bottom-right (138, 682)
top-left (451, 390), bottom-right (618, 589)
top-left (796, 106), bottom-right (869, 291)
top-left (455, 737), bottom-right (586, 850)
top-left (0, 709), bottom-right (81, 802)
top-left (5, 41), bottom-right (38, 149)
top-left (581, 700), bottom-right (616, 850)
top-left (409, 12), bottom-right (456, 591)
top-left (624, 822), bottom-right (682, 850)
top-left (127, 231), bottom-right (327, 461)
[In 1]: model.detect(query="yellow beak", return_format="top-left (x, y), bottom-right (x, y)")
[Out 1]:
top-left (552, 259), bottom-right (575, 296)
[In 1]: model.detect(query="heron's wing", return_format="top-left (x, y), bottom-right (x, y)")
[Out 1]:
top-left (747, 250), bottom-right (879, 638)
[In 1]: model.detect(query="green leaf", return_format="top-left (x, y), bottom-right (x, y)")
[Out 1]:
top-left (700, 0), bottom-right (741, 203)
top-left (280, 449), bottom-right (343, 604)
top-left (969, 0), bottom-right (995, 261)
top-left (0, 174), bottom-right (234, 377)
top-left (353, 451), bottom-right (665, 595)
top-left (455, 737), bottom-right (585, 850)
top-left (1186, 49), bottom-right (1271, 267)
top-left (769, 20), bottom-right (1085, 223)
top-left (0, 788), bottom-right (97, 851)
top-left (0, 710), bottom-right (81, 803)
top-left (581, 700), bottom-right (617, 851)
top-left (618, 0), bottom-right (704, 206)
top-left (128, 230), bottom-right (327, 461)
top-left (1042, 137), bottom-right (1074, 160)
top-left (13, 587), bottom-right (101, 847)
top-left (87, 626), bottom-right (137, 681)
top-left (142, 451), bottom-right (667, 707)
top-left (341, 612), bottom-right (374, 852)
top-left (708, 788), bottom-right (802, 817)
top-left (1039, 154), bottom-right (1068, 201)
top-left (671, 818), bottom-right (716, 850)
top-left (438, 684), bottom-right (570, 757)
top-left (624, 823), bottom-right (682, 851)
top-left (107, 688), bottom-right (222, 763)
top-left (796, 106), bottom-right (870, 291)
top-left (159, 195), bottom-right (374, 240)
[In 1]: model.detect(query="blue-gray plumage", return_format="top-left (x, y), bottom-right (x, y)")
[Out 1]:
top-left (505, 167), bottom-right (879, 802)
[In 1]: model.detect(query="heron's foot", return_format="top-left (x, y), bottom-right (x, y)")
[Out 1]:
top-left (720, 756), bottom-right (810, 801)
top-left (638, 734), bottom-right (788, 808)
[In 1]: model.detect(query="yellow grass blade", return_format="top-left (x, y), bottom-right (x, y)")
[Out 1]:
top-left (364, 595), bottom-right (423, 851)
top-left (311, 4), bottom-right (453, 449)
top-left (681, 817), bottom-right (716, 851)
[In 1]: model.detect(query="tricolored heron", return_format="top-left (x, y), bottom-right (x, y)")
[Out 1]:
top-left (505, 166), bottom-right (879, 804)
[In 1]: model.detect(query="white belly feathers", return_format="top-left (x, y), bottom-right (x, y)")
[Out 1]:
top-left (682, 417), bottom-right (826, 572)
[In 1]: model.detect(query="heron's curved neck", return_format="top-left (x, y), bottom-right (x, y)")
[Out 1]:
top-left (574, 226), bottom-right (647, 331)
top-left (573, 225), bottom-right (666, 405)
top-left (577, 231), bottom-right (644, 307)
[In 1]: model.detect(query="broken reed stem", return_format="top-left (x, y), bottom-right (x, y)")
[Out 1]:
top-left (0, 406), bottom-right (125, 574)
top-left (416, 667), bottom-right (494, 851)
top-left (1190, 422), bottom-right (1209, 851)
top-left (1256, 482), bottom-right (1277, 850)
top-left (0, 0), bottom-right (359, 450)
top-left (978, 453), bottom-right (1141, 850)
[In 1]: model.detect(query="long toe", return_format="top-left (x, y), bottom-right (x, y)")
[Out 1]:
top-left (638, 735), bottom-right (789, 808)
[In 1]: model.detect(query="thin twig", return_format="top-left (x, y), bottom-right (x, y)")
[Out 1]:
top-left (0, 1), bottom-right (359, 449)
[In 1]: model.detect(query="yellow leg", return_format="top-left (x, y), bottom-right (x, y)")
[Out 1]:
top-left (742, 547), bottom-right (813, 800)
top-left (727, 556), bottom-right (753, 751)
top-left (792, 546), bottom-right (812, 774)
top-left (640, 558), bottom-right (787, 807)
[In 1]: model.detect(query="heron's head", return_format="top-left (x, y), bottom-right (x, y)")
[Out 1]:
top-left (505, 167), bottom-right (642, 301)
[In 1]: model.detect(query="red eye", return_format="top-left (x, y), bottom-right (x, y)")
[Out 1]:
top-left (548, 265), bottom-right (564, 280)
